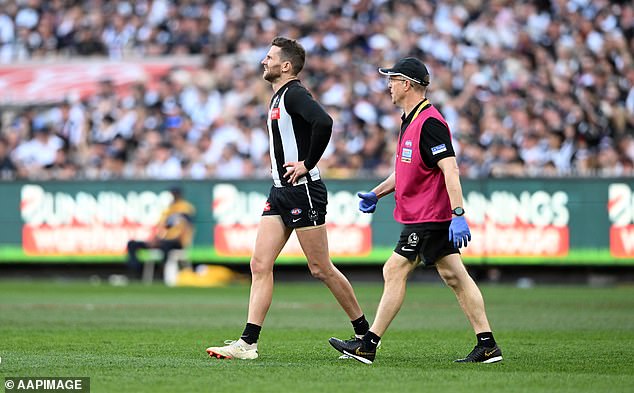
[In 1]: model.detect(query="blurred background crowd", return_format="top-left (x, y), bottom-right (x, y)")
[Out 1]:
top-left (0, 0), bottom-right (633, 181)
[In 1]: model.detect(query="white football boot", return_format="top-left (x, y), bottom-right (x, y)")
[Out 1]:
top-left (206, 339), bottom-right (258, 360)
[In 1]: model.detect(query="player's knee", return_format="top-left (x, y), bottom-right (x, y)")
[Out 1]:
top-left (439, 269), bottom-right (459, 289)
top-left (250, 255), bottom-right (273, 275)
top-left (307, 264), bottom-right (327, 281)
top-left (310, 268), bottom-right (326, 281)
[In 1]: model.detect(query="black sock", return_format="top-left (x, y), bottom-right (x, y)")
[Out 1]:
top-left (476, 332), bottom-right (496, 347)
top-left (362, 331), bottom-right (381, 351)
top-left (240, 323), bottom-right (261, 345)
top-left (351, 314), bottom-right (369, 336)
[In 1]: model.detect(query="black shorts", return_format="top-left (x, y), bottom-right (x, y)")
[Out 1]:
top-left (394, 221), bottom-right (459, 266)
top-left (262, 180), bottom-right (327, 228)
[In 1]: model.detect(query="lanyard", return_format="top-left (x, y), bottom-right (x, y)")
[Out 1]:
top-left (410, 99), bottom-right (429, 122)
top-left (399, 99), bottom-right (430, 143)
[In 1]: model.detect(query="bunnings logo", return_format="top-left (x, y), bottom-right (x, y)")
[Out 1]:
top-left (20, 184), bottom-right (172, 255)
top-left (462, 190), bottom-right (570, 257)
top-left (608, 183), bottom-right (634, 257)
top-left (211, 183), bottom-right (372, 257)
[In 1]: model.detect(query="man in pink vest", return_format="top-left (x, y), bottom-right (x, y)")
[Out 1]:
top-left (329, 57), bottom-right (502, 365)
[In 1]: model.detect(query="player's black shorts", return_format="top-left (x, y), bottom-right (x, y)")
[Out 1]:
top-left (394, 221), bottom-right (459, 266)
top-left (262, 180), bottom-right (327, 228)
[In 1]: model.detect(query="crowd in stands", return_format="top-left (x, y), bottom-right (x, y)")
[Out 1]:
top-left (1, 0), bottom-right (633, 181)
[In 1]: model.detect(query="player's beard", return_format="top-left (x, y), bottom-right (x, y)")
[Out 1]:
top-left (263, 64), bottom-right (282, 83)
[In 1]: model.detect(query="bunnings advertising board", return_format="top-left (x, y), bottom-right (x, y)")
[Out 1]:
top-left (20, 184), bottom-right (172, 255)
top-left (211, 183), bottom-right (372, 258)
top-left (0, 179), bottom-right (632, 265)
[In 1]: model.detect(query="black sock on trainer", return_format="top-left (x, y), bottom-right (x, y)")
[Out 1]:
top-left (240, 323), bottom-right (261, 345)
top-left (363, 331), bottom-right (381, 351)
top-left (476, 332), bottom-right (496, 348)
top-left (351, 314), bottom-right (369, 336)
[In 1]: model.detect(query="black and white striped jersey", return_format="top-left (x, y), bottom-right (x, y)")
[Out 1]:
top-left (267, 79), bottom-right (332, 187)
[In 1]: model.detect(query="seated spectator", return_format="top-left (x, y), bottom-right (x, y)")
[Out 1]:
top-left (11, 126), bottom-right (64, 178)
top-left (126, 186), bottom-right (196, 279)
top-left (145, 142), bottom-right (183, 179)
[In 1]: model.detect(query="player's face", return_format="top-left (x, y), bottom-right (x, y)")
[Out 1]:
top-left (262, 46), bottom-right (284, 82)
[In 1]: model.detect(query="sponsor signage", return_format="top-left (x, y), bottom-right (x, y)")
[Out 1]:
top-left (0, 58), bottom-right (198, 104)
top-left (20, 184), bottom-right (172, 255)
top-left (212, 183), bottom-right (373, 257)
top-left (608, 183), bottom-right (634, 257)
top-left (1, 179), bottom-right (632, 264)
top-left (463, 190), bottom-right (570, 257)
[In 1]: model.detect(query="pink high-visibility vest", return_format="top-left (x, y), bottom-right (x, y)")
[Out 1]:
top-left (394, 102), bottom-right (452, 224)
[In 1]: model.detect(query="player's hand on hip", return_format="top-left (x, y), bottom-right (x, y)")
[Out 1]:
top-left (283, 161), bottom-right (308, 185)
top-left (449, 216), bottom-right (471, 248)
top-left (357, 191), bottom-right (378, 213)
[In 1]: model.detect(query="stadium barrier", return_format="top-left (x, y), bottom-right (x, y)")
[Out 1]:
top-left (1, 178), bottom-right (633, 265)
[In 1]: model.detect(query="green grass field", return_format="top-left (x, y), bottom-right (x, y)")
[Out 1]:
top-left (1, 279), bottom-right (633, 393)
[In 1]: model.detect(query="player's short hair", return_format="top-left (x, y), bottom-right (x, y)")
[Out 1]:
top-left (271, 36), bottom-right (305, 75)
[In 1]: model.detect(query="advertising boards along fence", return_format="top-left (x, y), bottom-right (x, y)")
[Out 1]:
top-left (0, 178), bottom-right (632, 265)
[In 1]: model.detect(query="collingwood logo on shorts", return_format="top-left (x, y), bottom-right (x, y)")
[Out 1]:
top-left (407, 232), bottom-right (419, 246)
top-left (308, 208), bottom-right (318, 221)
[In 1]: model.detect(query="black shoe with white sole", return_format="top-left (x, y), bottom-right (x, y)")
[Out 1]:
top-left (328, 337), bottom-right (376, 364)
top-left (454, 345), bottom-right (503, 363)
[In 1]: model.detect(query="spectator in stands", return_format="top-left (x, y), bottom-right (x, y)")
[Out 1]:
top-left (0, 0), bottom-right (632, 180)
top-left (0, 136), bottom-right (18, 180)
top-left (126, 186), bottom-right (195, 279)
top-left (145, 142), bottom-right (182, 179)
top-left (11, 126), bottom-right (64, 178)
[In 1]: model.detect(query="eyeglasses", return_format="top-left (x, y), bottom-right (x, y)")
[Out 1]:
top-left (387, 78), bottom-right (408, 86)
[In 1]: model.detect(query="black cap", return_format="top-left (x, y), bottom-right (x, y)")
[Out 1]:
top-left (378, 57), bottom-right (430, 86)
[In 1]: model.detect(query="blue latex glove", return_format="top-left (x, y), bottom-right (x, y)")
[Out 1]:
top-left (357, 191), bottom-right (378, 213)
top-left (449, 216), bottom-right (471, 248)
